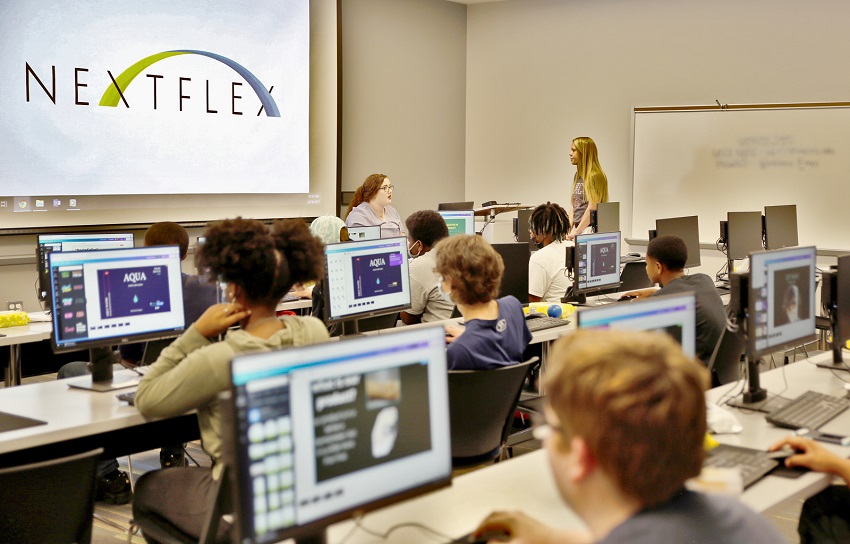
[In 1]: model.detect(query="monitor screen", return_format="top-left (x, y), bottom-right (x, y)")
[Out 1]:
top-left (763, 205), bottom-right (799, 250)
top-left (323, 237), bottom-right (411, 323)
top-left (595, 202), bottom-right (620, 234)
top-left (226, 326), bottom-right (452, 544)
top-left (346, 226), bottom-right (381, 242)
top-left (574, 231), bottom-right (621, 294)
top-left (655, 216), bottom-right (700, 268)
top-left (437, 210), bottom-right (475, 237)
top-left (575, 293), bottom-right (697, 358)
top-left (747, 246), bottom-right (816, 357)
top-left (492, 243), bottom-right (531, 305)
top-left (437, 201), bottom-right (474, 211)
top-left (48, 245), bottom-right (185, 352)
top-left (727, 211), bottom-right (764, 260)
top-left (37, 233), bottom-right (135, 301)
top-left (836, 255), bottom-right (850, 348)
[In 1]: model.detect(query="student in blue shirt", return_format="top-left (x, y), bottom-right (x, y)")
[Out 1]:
top-left (434, 234), bottom-right (532, 370)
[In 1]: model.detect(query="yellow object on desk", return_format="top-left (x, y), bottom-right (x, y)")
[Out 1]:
top-left (524, 302), bottom-right (576, 318)
top-left (0, 311), bottom-right (30, 328)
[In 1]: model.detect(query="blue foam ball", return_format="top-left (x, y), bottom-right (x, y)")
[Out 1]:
top-left (547, 304), bottom-right (563, 318)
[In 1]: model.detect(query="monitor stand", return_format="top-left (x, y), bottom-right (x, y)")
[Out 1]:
top-left (815, 325), bottom-right (850, 371)
top-left (67, 346), bottom-right (139, 392)
top-left (727, 356), bottom-right (790, 413)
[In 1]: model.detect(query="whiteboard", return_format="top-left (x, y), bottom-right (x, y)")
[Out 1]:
top-left (631, 105), bottom-right (850, 251)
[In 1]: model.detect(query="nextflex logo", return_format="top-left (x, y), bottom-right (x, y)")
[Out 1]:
top-left (26, 50), bottom-right (280, 117)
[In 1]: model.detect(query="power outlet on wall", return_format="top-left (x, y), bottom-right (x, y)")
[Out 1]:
top-left (6, 301), bottom-right (23, 312)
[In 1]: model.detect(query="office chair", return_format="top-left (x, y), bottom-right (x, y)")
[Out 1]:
top-left (448, 357), bottom-right (538, 466)
top-left (617, 260), bottom-right (653, 292)
top-left (0, 448), bottom-right (102, 544)
top-left (707, 327), bottom-right (746, 387)
top-left (130, 466), bottom-right (231, 544)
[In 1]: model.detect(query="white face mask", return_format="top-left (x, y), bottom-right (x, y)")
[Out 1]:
top-left (408, 240), bottom-right (422, 260)
top-left (436, 276), bottom-right (453, 303)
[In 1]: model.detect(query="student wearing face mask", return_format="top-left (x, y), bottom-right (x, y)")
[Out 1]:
top-left (528, 202), bottom-right (573, 303)
top-left (400, 210), bottom-right (453, 325)
top-left (435, 235), bottom-right (532, 370)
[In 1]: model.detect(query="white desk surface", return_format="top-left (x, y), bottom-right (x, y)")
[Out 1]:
top-left (327, 450), bottom-right (584, 544)
top-left (0, 370), bottom-right (148, 454)
top-left (0, 320), bottom-right (52, 348)
top-left (276, 298), bottom-right (313, 312)
top-left (707, 351), bottom-right (850, 513)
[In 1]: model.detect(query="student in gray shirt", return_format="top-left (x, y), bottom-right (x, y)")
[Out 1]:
top-left (400, 210), bottom-right (453, 324)
top-left (624, 235), bottom-right (727, 368)
top-left (470, 330), bottom-right (785, 544)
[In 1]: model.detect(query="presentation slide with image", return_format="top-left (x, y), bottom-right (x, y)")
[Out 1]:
top-left (772, 265), bottom-right (811, 327)
top-left (352, 252), bottom-right (403, 299)
top-left (325, 239), bottom-right (410, 320)
top-left (310, 363), bottom-right (431, 482)
top-left (590, 242), bottom-right (618, 276)
top-left (98, 265), bottom-right (171, 319)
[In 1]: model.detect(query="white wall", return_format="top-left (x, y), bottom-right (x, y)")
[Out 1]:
top-left (341, 0), bottom-right (467, 222)
top-left (464, 0), bottom-right (850, 272)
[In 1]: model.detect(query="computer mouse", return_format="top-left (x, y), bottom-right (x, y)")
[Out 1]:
top-left (628, 252), bottom-right (641, 257)
top-left (461, 528), bottom-right (511, 543)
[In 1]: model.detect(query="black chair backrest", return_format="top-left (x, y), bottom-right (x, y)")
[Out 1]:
top-left (448, 357), bottom-right (538, 460)
top-left (0, 448), bottom-right (102, 543)
top-left (618, 260), bottom-right (653, 292)
top-left (708, 326), bottom-right (746, 386)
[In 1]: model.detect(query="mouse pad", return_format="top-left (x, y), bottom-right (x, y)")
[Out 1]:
top-left (771, 465), bottom-right (809, 479)
top-left (0, 410), bottom-right (47, 433)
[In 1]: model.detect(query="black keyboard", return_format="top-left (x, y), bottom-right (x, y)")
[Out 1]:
top-left (766, 390), bottom-right (850, 430)
top-left (280, 293), bottom-right (301, 303)
top-left (525, 315), bottom-right (570, 332)
top-left (116, 390), bottom-right (137, 406)
top-left (703, 444), bottom-right (779, 489)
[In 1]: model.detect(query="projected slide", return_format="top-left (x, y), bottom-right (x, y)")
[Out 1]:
top-left (98, 266), bottom-right (171, 319)
top-left (352, 253), bottom-right (404, 299)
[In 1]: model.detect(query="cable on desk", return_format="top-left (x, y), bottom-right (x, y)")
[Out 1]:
top-left (339, 514), bottom-right (455, 544)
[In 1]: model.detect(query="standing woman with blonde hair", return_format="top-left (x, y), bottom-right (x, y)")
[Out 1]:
top-left (567, 137), bottom-right (609, 241)
top-left (345, 173), bottom-right (404, 237)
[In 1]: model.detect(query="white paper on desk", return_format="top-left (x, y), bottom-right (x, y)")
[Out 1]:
top-left (707, 403), bottom-right (743, 434)
top-left (25, 312), bottom-right (52, 323)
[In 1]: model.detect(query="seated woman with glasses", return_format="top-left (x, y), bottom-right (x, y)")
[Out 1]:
top-left (434, 235), bottom-right (532, 370)
top-left (344, 173), bottom-right (404, 238)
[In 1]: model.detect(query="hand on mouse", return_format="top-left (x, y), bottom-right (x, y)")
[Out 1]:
top-left (769, 435), bottom-right (850, 483)
top-left (472, 511), bottom-right (592, 544)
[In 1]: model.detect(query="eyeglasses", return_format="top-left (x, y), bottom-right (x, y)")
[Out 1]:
top-left (380, 184), bottom-right (394, 193)
top-left (530, 411), bottom-right (563, 441)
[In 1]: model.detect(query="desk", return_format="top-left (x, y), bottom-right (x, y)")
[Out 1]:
top-left (327, 450), bottom-right (584, 543)
top-left (707, 352), bottom-right (850, 513)
top-left (1, 320), bottom-right (52, 387)
top-left (276, 298), bottom-right (313, 313)
top-left (0, 370), bottom-right (199, 467)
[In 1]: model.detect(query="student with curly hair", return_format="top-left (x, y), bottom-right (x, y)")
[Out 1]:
top-left (132, 218), bottom-right (330, 542)
top-left (434, 235), bottom-right (531, 370)
top-left (528, 201), bottom-right (572, 303)
top-left (345, 173), bottom-right (404, 237)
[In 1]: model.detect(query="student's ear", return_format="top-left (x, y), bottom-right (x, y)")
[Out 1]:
top-left (566, 436), bottom-right (597, 483)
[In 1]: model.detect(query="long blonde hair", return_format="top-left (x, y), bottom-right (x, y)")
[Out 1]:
top-left (571, 137), bottom-right (609, 205)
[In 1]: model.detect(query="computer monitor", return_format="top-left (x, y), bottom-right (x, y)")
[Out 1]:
top-left (727, 211), bottom-right (764, 260)
top-left (747, 245), bottom-right (816, 358)
top-left (576, 293), bottom-right (697, 358)
top-left (654, 216), bottom-right (700, 268)
top-left (437, 210), bottom-right (475, 237)
top-left (437, 201), bottom-right (474, 211)
top-left (514, 208), bottom-right (533, 245)
top-left (37, 233), bottom-right (135, 303)
top-left (225, 326), bottom-right (452, 544)
top-left (323, 237), bottom-right (411, 328)
top-left (817, 254), bottom-right (850, 369)
top-left (346, 225), bottom-right (381, 242)
top-left (593, 202), bottom-right (620, 234)
top-left (763, 205), bottom-right (799, 250)
top-left (48, 245), bottom-right (186, 391)
top-left (572, 231), bottom-right (621, 300)
top-left (492, 243), bottom-right (531, 304)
